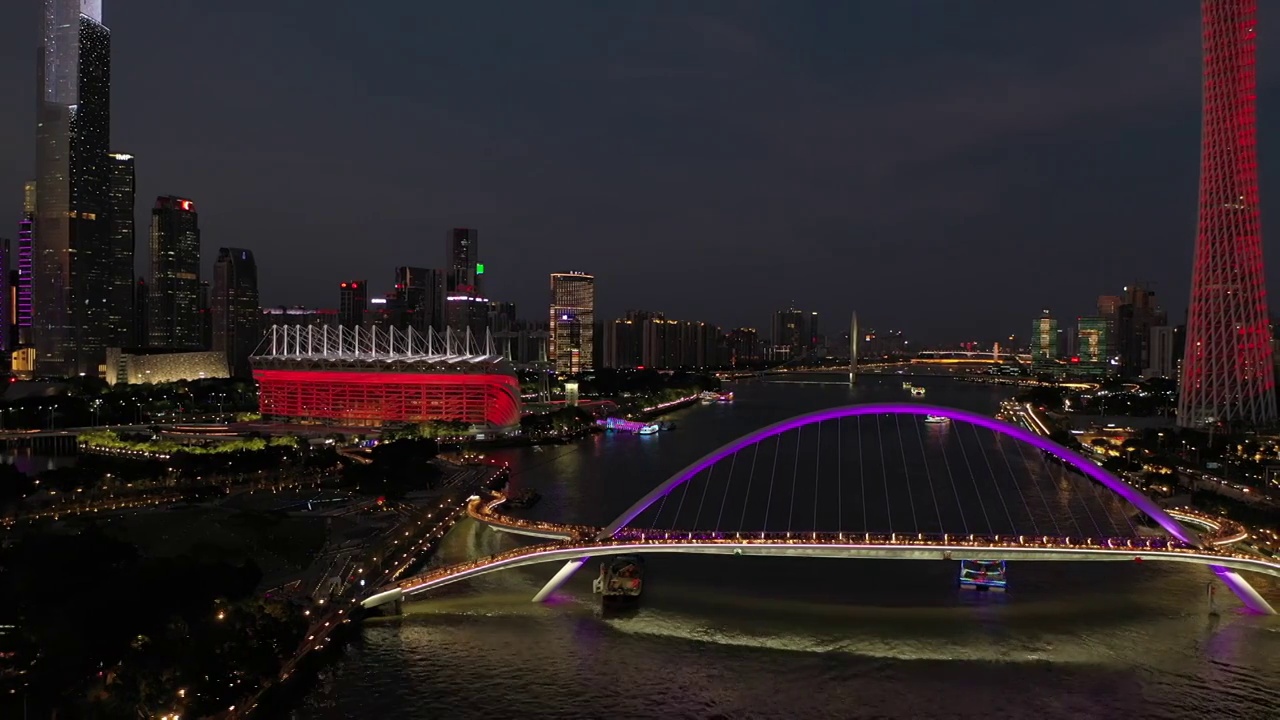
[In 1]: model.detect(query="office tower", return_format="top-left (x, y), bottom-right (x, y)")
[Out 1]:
top-left (1031, 309), bottom-right (1058, 360)
top-left (132, 278), bottom-right (147, 346)
top-left (487, 301), bottom-right (516, 334)
top-left (212, 248), bottom-right (260, 377)
top-left (549, 271), bottom-right (594, 372)
top-left (1180, 0), bottom-right (1277, 427)
top-left (445, 228), bottom-right (487, 337)
top-left (1112, 284), bottom-right (1166, 377)
top-left (35, 1), bottom-right (112, 376)
top-left (198, 281), bottom-right (212, 350)
top-left (338, 281), bottom-right (367, 329)
top-left (106, 152), bottom-right (135, 344)
top-left (392, 266), bottom-right (443, 334)
top-left (1075, 316), bottom-right (1112, 367)
top-left (147, 196), bottom-right (202, 348)
top-left (16, 182), bottom-right (35, 346)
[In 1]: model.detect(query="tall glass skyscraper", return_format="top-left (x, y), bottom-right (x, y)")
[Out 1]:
top-left (35, 0), bottom-right (112, 376)
top-left (212, 248), bottom-right (260, 377)
top-left (106, 152), bottom-right (135, 345)
top-left (148, 196), bottom-right (201, 348)
top-left (549, 271), bottom-right (595, 373)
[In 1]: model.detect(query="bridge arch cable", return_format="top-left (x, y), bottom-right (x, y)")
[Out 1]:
top-left (933, 415), bottom-right (970, 536)
top-left (962, 420), bottom-right (1013, 532)
top-left (763, 433), bottom-right (783, 536)
top-left (692, 446), bottom-right (726, 530)
top-left (837, 417), bottom-right (843, 535)
top-left (910, 415), bottom-right (946, 534)
top-left (970, 423), bottom-right (1037, 537)
top-left (813, 418), bottom-right (822, 532)
top-left (787, 425), bottom-right (804, 533)
top-left (892, 414), bottom-right (921, 532)
top-left (1011, 438), bottom-right (1086, 539)
top-left (951, 421), bottom-right (996, 535)
top-left (1034, 444), bottom-right (1105, 539)
top-left (857, 415), bottom-right (867, 532)
top-left (876, 413), bottom-right (893, 534)
top-left (736, 442), bottom-right (762, 532)
top-left (711, 450), bottom-right (740, 532)
top-left (995, 433), bottom-right (1060, 536)
top-left (670, 462), bottom-right (705, 532)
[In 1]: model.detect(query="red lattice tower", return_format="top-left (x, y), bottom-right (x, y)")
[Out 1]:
top-left (1179, 0), bottom-right (1277, 428)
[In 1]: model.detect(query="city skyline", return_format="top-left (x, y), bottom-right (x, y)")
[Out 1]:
top-left (7, 3), bottom-right (1280, 340)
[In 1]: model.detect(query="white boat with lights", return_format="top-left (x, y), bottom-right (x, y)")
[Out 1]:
top-left (902, 381), bottom-right (914, 390)
top-left (699, 391), bottom-right (719, 404)
top-left (909, 385), bottom-right (926, 397)
top-left (924, 415), bottom-right (949, 424)
top-left (637, 424), bottom-right (660, 435)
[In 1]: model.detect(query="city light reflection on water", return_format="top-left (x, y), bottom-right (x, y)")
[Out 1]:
top-left (295, 377), bottom-right (1280, 719)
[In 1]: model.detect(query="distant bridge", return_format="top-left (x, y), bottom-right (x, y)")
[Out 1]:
top-left (364, 403), bottom-right (1278, 614)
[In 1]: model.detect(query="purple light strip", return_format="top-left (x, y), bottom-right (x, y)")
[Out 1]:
top-left (527, 402), bottom-right (1273, 614)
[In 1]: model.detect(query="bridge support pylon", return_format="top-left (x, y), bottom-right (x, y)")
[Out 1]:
top-left (533, 557), bottom-right (591, 602)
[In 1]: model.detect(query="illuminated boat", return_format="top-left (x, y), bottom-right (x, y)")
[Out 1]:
top-left (902, 381), bottom-right (914, 390)
top-left (923, 415), bottom-right (949, 424)
top-left (909, 385), bottom-right (926, 397)
top-left (717, 392), bottom-right (734, 403)
top-left (699, 391), bottom-right (719, 404)
top-left (958, 560), bottom-right (1007, 591)
top-left (637, 424), bottom-right (660, 435)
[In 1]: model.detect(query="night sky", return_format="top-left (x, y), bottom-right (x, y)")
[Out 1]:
top-left (1, 1), bottom-right (1278, 343)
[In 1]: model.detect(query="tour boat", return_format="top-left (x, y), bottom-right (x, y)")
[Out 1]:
top-left (924, 415), bottom-right (949, 424)
top-left (909, 385), bottom-right (926, 397)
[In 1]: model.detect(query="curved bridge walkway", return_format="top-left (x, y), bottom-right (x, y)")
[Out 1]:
top-left (366, 403), bottom-right (1280, 614)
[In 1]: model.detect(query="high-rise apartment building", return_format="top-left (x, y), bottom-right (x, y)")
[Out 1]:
top-left (147, 196), bottom-right (202, 348)
top-left (106, 152), bottom-right (135, 344)
top-left (549, 271), bottom-right (594, 372)
top-left (34, 1), bottom-right (113, 376)
top-left (772, 307), bottom-right (818, 359)
top-left (1148, 325), bottom-right (1178, 379)
top-left (338, 281), bottom-right (367, 329)
top-left (212, 248), bottom-right (260, 378)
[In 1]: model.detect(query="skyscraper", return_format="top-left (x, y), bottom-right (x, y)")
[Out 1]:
top-left (147, 196), bottom-right (201, 348)
top-left (392, 266), bottom-right (443, 334)
top-left (34, 0), bottom-right (113, 376)
top-left (338, 281), bottom-right (367, 329)
top-left (16, 182), bottom-right (35, 346)
top-left (106, 152), bottom-right (135, 345)
top-left (212, 248), bottom-right (260, 377)
top-left (1179, 0), bottom-right (1277, 427)
top-left (771, 307), bottom-right (818, 358)
top-left (549, 271), bottom-right (594, 372)
top-left (445, 228), bottom-right (487, 337)
top-left (1031, 309), bottom-right (1058, 363)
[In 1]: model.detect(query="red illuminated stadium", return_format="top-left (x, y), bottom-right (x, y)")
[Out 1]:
top-left (251, 325), bottom-right (521, 430)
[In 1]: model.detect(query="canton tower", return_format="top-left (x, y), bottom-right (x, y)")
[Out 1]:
top-left (1178, 0), bottom-right (1277, 428)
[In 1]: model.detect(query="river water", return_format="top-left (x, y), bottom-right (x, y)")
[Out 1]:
top-left (295, 376), bottom-right (1280, 719)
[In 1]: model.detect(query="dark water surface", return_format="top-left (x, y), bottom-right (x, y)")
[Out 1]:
top-left (295, 376), bottom-right (1280, 719)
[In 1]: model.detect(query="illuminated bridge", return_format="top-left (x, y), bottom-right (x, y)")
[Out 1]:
top-left (364, 403), bottom-right (1280, 614)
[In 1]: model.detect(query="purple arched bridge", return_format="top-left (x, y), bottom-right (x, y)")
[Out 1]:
top-left (521, 402), bottom-right (1273, 613)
